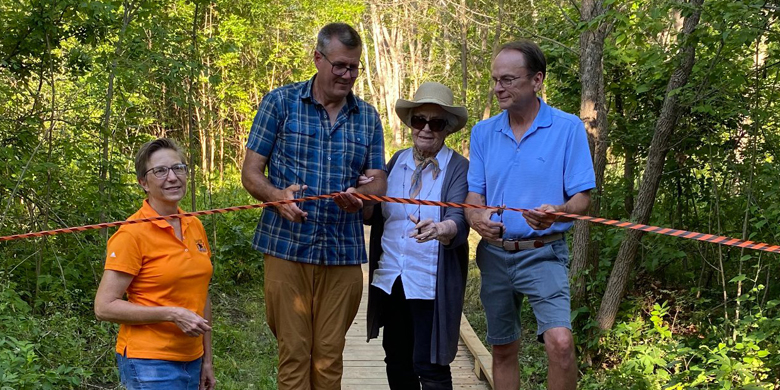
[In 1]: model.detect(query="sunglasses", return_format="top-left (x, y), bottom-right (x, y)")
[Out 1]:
top-left (410, 116), bottom-right (448, 132)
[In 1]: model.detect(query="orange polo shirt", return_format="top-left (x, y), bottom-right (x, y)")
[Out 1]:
top-left (105, 200), bottom-right (213, 361)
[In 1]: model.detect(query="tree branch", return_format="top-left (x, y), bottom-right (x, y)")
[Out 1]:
top-left (511, 26), bottom-right (579, 56)
top-left (567, 0), bottom-right (581, 14)
top-left (556, 0), bottom-right (579, 27)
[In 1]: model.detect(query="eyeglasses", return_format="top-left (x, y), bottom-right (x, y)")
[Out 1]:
top-left (144, 163), bottom-right (188, 179)
top-left (491, 73), bottom-right (535, 88)
top-left (410, 116), bottom-right (448, 132)
top-left (317, 51), bottom-right (363, 78)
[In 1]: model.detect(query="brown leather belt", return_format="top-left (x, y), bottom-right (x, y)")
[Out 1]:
top-left (485, 233), bottom-right (563, 251)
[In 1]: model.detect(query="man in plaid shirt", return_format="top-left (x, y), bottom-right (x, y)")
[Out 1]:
top-left (242, 22), bottom-right (386, 390)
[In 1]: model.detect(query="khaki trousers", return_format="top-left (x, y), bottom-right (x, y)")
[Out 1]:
top-left (264, 255), bottom-right (363, 390)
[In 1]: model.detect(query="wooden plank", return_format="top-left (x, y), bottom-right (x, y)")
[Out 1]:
top-left (459, 313), bottom-right (494, 389)
top-left (343, 369), bottom-right (489, 380)
top-left (340, 230), bottom-right (490, 390)
top-left (344, 386), bottom-right (486, 390)
top-left (344, 360), bottom-right (478, 368)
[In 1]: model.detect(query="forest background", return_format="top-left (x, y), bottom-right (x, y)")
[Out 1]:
top-left (1, 0), bottom-right (780, 388)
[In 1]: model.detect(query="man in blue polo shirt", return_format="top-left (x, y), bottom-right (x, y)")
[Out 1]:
top-left (241, 23), bottom-right (386, 390)
top-left (465, 40), bottom-right (595, 390)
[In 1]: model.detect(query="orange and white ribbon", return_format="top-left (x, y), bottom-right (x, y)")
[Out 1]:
top-left (2, 192), bottom-right (779, 255)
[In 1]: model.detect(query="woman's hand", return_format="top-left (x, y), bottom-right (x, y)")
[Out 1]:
top-left (357, 174), bottom-right (374, 187)
top-left (171, 307), bottom-right (212, 337)
top-left (95, 270), bottom-right (213, 333)
top-left (200, 296), bottom-right (215, 389)
top-left (200, 361), bottom-right (216, 390)
top-left (409, 215), bottom-right (457, 245)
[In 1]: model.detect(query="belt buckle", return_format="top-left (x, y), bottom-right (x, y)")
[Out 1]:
top-left (533, 240), bottom-right (544, 248)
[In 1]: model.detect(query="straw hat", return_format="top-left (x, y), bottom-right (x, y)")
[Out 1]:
top-left (395, 82), bottom-right (468, 134)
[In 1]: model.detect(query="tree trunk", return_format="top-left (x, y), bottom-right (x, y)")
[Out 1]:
top-left (623, 146), bottom-right (636, 216)
top-left (196, 105), bottom-right (207, 174)
top-left (596, 0), bottom-right (705, 331)
top-left (614, 82), bottom-right (636, 217)
top-left (482, 0), bottom-right (503, 121)
top-left (458, 0), bottom-right (469, 156)
top-left (367, 0), bottom-right (431, 147)
top-left (205, 3), bottom-right (214, 175)
top-left (458, 0), bottom-right (468, 105)
top-left (100, 1), bottom-right (137, 244)
top-left (735, 29), bottom-right (768, 334)
top-left (369, 5), bottom-right (399, 145)
top-left (219, 105), bottom-right (224, 183)
top-left (35, 32), bottom-right (59, 313)
top-left (187, 2), bottom-right (200, 211)
top-left (570, 0), bottom-right (611, 306)
top-left (359, 22), bottom-right (379, 110)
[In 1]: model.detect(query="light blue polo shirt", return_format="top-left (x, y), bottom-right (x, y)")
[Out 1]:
top-left (468, 98), bottom-right (595, 239)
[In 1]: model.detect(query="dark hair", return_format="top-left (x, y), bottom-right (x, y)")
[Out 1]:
top-left (498, 40), bottom-right (547, 80)
top-left (135, 138), bottom-right (186, 181)
top-left (316, 23), bottom-right (362, 54)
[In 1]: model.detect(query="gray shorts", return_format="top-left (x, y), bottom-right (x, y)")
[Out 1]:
top-left (476, 238), bottom-right (571, 345)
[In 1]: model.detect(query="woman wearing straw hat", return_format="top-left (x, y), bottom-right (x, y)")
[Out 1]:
top-left (363, 82), bottom-right (470, 389)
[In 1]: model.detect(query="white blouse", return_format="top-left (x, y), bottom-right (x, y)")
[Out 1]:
top-left (371, 146), bottom-right (453, 300)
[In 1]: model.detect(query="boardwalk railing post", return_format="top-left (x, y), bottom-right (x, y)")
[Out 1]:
top-left (459, 313), bottom-right (495, 388)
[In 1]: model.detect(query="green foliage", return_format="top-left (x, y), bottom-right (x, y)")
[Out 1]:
top-left (200, 170), bottom-right (265, 285)
top-left (573, 290), bottom-right (780, 389)
top-left (3, 0), bottom-right (780, 388)
top-left (0, 335), bottom-right (83, 390)
top-left (210, 284), bottom-right (278, 389)
top-left (0, 281), bottom-right (99, 389)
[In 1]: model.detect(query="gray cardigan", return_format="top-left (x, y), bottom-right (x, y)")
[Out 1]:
top-left (365, 148), bottom-right (470, 365)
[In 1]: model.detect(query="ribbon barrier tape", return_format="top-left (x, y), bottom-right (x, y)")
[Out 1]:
top-left (0, 193), bottom-right (334, 242)
top-left (1, 192), bottom-right (779, 255)
top-left (353, 194), bottom-right (780, 254)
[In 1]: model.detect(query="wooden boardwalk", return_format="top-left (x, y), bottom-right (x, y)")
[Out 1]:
top-left (342, 229), bottom-right (492, 390)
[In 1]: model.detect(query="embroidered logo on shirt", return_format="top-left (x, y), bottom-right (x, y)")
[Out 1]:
top-left (536, 156), bottom-right (546, 163)
top-left (195, 240), bottom-right (207, 253)
top-left (110, 252), bottom-right (116, 258)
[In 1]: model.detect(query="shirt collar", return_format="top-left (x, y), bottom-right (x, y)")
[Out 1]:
top-left (301, 74), bottom-right (360, 114)
top-left (496, 97), bottom-right (552, 140)
top-left (139, 199), bottom-right (189, 232)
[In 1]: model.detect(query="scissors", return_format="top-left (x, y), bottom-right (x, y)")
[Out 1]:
top-left (496, 193), bottom-right (505, 239)
top-left (294, 184), bottom-right (307, 224)
top-left (417, 206), bottom-right (422, 235)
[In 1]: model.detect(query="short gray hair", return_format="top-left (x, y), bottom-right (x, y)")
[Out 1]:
top-left (316, 23), bottom-right (362, 54)
top-left (135, 138), bottom-right (186, 181)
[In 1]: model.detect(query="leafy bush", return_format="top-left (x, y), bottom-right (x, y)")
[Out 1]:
top-left (579, 294), bottom-right (780, 389)
top-left (0, 281), bottom-right (94, 389)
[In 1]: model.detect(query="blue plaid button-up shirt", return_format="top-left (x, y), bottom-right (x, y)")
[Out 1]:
top-left (246, 75), bottom-right (386, 265)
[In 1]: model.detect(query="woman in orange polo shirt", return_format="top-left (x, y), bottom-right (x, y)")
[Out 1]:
top-left (94, 138), bottom-right (215, 390)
